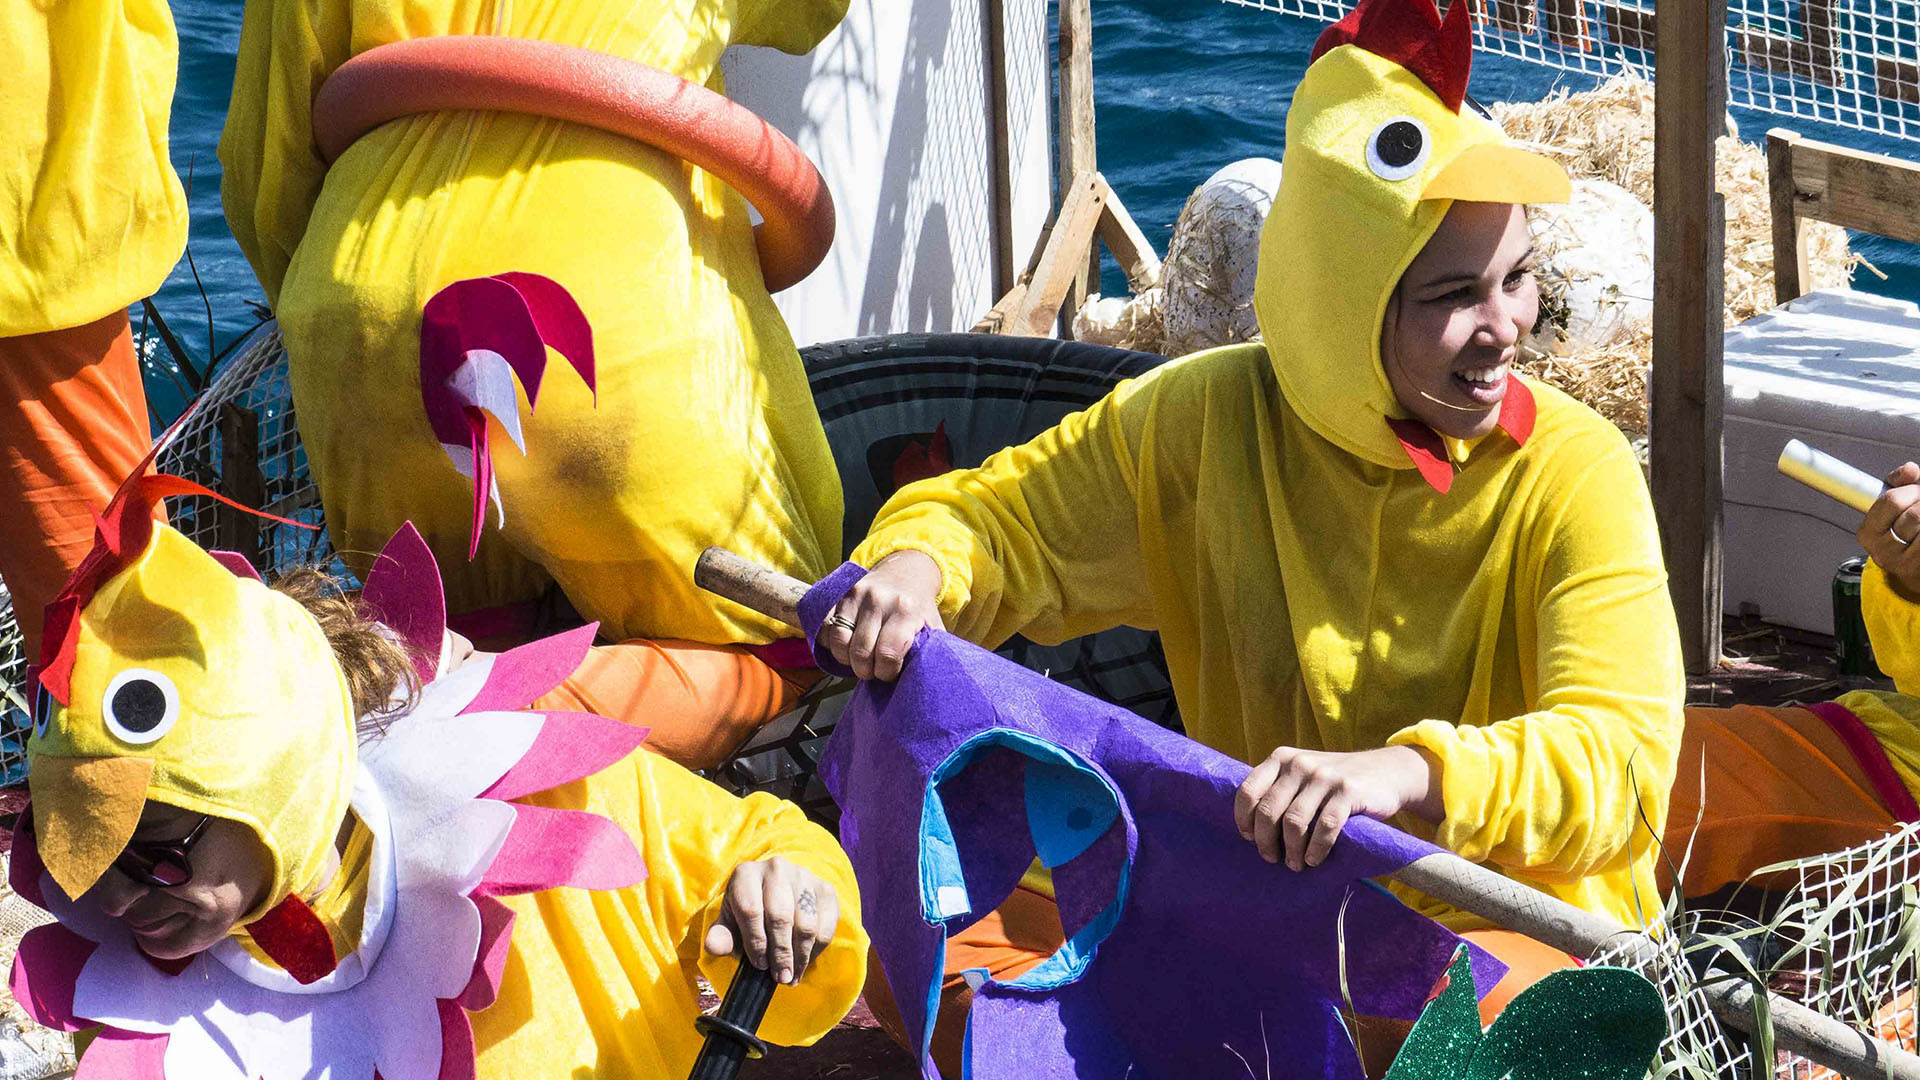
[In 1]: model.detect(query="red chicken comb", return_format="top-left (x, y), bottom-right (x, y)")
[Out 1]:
top-left (37, 422), bottom-right (315, 706)
top-left (1310, 0), bottom-right (1475, 113)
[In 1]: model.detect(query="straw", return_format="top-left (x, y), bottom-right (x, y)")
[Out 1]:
top-left (1493, 75), bottom-right (1860, 437)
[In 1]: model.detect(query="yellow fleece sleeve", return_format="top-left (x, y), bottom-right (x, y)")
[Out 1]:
top-left (1862, 561), bottom-right (1920, 695)
top-left (217, 0), bottom-right (349, 307)
top-left (732, 0), bottom-right (848, 54)
top-left (851, 379), bottom-right (1157, 650)
top-left (632, 751), bottom-right (866, 1047)
top-left (1389, 441), bottom-right (1684, 883)
top-left (0, 0), bottom-right (187, 333)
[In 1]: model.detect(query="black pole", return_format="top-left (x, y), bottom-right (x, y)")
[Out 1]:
top-left (689, 960), bottom-right (778, 1080)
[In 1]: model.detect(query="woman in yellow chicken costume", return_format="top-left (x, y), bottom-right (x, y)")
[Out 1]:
top-left (9, 466), bottom-right (866, 1079)
top-left (217, 0), bottom-right (849, 765)
top-left (818, 0), bottom-right (1680, 1070)
top-left (0, 0), bottom-right (186, 660)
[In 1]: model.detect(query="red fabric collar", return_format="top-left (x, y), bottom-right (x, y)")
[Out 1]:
top-left (1385, 376), bottom-right (1537, 494)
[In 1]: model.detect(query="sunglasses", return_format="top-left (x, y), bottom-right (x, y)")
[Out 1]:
top-left (113, 815), bottom-right (212, 888)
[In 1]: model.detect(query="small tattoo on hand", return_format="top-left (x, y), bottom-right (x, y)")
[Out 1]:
top-left (797, 889), bottom-right (817, 918)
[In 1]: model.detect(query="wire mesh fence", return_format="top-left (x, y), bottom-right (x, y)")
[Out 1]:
top-left (0, 326), bottom-right (331, 786)
top-left (1222, 0), bottom-right (1920, 144)
top-left (1592, 822), bottom-right (1920, 1077)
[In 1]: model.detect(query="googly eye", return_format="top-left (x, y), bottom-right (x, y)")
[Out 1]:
top-left (101, 669), bottom-right (180, 745)
top-left (30, 683), bottom-right (54, 739)
top-left (1366, 116), bottom-right (1431, 182)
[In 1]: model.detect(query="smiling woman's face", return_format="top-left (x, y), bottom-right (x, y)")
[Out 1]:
top-left (1381, 200), bottom-right (1540, 441)
top-left (80, 801), bottom-right (272, 960)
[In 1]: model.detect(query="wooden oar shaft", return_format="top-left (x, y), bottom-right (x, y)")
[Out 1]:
top-left (694, 546), bottom-right (1920, 1080)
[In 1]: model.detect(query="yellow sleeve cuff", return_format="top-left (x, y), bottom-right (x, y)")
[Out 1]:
top-left (692, 857), bottom-right (869, 1049)
top-left (1387, 720), bottom-right (1491, 858)
top-left (1864, 561), bottom-right (1920, 694)
top-left (851, 534), bottom-right (973, 627)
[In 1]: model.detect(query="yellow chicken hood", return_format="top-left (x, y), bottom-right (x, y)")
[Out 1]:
top-left (28, 491), bottom-right (354, 920)
top-left (1254, 0), bottom-right (1571, 469)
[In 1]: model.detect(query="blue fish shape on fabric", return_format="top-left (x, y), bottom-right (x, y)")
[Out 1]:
top-left (800, 563), bottom-right (1507, 1080)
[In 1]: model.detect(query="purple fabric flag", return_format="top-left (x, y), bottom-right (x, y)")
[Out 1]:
top-left (802, 563), bottom-right (1504, 1080)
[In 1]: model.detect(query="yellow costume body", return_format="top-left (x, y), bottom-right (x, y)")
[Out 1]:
top-left (1842, 562), bottom-right (1920, 796)
top-left (853, 44), bottom-right (1684, 932)
top-left (219, 0), bottom-right (847, 645)
top-left (1, 0), bottom-right (186, 336)
top-left (0, 0), bottom-right (185, 659)
top-left (274, 749), bottom-right (867, 1076)
top-left (21, 504), bottom-right (865, 1078)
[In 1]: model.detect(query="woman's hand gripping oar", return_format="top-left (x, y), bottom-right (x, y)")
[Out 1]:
top-left (694, 545), bottom-right (1920, 1080)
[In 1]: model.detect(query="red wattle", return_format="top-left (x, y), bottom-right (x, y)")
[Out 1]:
top-left (246, 893), bottom-right (339, 985)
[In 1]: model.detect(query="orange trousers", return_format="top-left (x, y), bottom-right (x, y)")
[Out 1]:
top-left (865, 703), bottom-right (1915, 1078)
top-left (529, 638), bottom-right (816, 770)
top-left (0, 310), bottom-right (157, 662)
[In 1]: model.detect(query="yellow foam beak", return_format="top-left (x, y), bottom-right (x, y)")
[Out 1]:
top-left (1421, 143), bottom-right (1572, 205)
top-left (29, 756), bottom-right (154, 900)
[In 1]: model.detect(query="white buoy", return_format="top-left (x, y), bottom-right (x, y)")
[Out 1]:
top-left (1161, 158), bottom-right (1284, 357)
top-left (1778, 438), bottom-right (1883, 514)
top-left (1524, 178), bottom-right (1655, 352)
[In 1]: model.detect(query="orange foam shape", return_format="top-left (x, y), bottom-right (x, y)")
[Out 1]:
top-left (311, 36), bottom-right (835, 293)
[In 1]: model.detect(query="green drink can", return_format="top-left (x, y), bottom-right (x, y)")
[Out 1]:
top-left (1833, 557), bottom-right (1885, 679)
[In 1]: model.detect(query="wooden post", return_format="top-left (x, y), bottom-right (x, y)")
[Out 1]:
top-left (1652, 0), bottom-right (1727, 673)
top-left (985, 0), bottom-right (1016, 299)
top-left (1057, 0), bottom-right (1098, 327)
top-left (217, 404), bottom-right (264, 569)
top-left (1010, 172), bottom-right (1110, 336)
top-left (1767, 129), bottom-right (1809, 305)
top-left (1096, 186), bottom-right (1162, 292)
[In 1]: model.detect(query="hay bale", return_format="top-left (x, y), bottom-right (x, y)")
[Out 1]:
top-left (1491, 76), bottom-right (1857, 435)
top-left (1073, 287), bottom-right (1166, 352)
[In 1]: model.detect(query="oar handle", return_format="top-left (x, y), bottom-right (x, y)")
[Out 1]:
top-left (693, 547), bottom-right (1920, 1080)
top-left (696, 547), bottom-right (810, 630)
top-left (688, 959), bottom-right (778, 1080)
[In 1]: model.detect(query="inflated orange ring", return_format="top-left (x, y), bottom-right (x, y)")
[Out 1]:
top-left (312, 36), bottom-right (834, 293)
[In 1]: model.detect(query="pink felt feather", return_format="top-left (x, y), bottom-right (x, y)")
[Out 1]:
top-left (208, 550), bottom-right (264, 581)
top-left (458, 623), bottom-right (598, 716)
top-left (458, 897), bottom-right (518, 1011)
top-left (436, 998), bottom-right (478, 1080)
top-left (494, 272), bottom-right (596, 402)
top-left (479, 711), bottom-right (648, 802)
top-left (10, 923), bottom-right (98, 1031)
top-left (473, 803), bottom-right (647, 898)
top-left (418, 274), bottom-right (596, 560)
top-left (10, 810), bottom-right (45, 909)
top-left (74, 1027), bottom-right (169, 1080)
top-left (361, 523), bottom-right (448, 684)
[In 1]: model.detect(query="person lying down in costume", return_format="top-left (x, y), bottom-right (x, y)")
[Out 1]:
top-left (8, 471), bottom-right (868, 1080)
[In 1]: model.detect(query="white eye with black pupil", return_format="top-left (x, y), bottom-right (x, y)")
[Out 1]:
top-left (1366, 116), bottom-right (1431, 181)
top-left (102, 669), bottom-right (179, 745)
top-left (31, 683), bottom-right (53, 738)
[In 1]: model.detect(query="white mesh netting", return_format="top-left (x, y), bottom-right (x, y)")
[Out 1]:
top-left (1222, 0), bottom-right (1920, 144)
top-left (1595, 822), bottom-right (1920, 1077)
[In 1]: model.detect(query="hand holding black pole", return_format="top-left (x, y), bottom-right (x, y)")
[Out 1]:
top-left (688, 957), bottom-right (778, 1080)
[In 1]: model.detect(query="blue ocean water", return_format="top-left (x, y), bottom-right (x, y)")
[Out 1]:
top-left (151, 0), bottom-right (1920, 420)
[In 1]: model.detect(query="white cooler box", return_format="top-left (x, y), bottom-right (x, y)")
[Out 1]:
top-left (1722, 289), bottom-right (1920, 634)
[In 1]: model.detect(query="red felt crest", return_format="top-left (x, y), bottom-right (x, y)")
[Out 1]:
top-left (37, 464), bottom-right (314, 706)
top-left (246, 893), bottom-right (339, 985)
top-left (1310, 0), bottom-right (1475, 113)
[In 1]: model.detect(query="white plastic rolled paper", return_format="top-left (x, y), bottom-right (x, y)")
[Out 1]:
top-left (1777, 438), bottom-right (1883, 514)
